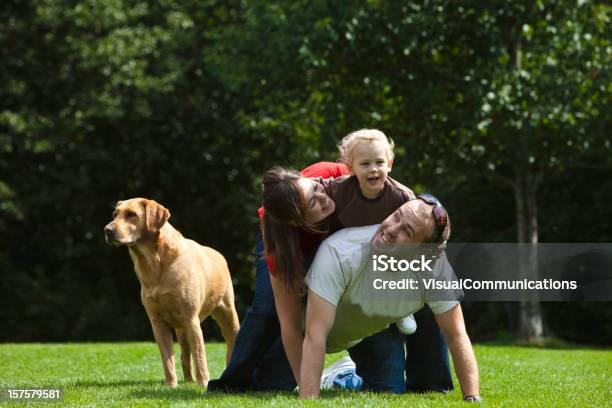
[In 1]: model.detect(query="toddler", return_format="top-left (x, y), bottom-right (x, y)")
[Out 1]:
top-left (335, 129), bottom-right (417, 335)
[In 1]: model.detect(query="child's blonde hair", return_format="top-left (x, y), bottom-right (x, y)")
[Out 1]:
top-left (338, 129), bottom-right (395, 167)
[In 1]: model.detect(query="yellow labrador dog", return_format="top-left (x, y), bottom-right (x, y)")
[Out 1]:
top-left (104, 198), bottom-right (239, 387)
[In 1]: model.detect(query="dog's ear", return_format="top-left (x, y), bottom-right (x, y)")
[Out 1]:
top-left (144, 199), bottom-right (170, 235)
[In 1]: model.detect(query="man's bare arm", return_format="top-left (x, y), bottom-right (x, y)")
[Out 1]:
top-left (434, 304), bottom-right (480, 399)
top-left (299, 290), bottom-right (337, 399)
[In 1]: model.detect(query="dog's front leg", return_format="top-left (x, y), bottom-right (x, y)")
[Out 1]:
top-left (185, 317), bottom-right (209, 387)
top-left (151, 319), bottom-right (178, 387)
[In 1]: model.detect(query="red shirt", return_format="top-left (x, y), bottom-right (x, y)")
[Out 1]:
top-left (258, 162), bottom-right (350, 275)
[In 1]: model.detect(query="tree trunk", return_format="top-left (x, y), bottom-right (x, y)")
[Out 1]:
top-left (508, 15), bottom-right (544, 343)
top-left (514, 169), bottom-right (544, 343)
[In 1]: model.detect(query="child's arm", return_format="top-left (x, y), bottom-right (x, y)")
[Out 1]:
top-left (386, 176), bottom-right (416, 201)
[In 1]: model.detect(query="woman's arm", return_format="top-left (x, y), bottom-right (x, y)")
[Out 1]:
top-left (270, 272), bottom-right (304, 386)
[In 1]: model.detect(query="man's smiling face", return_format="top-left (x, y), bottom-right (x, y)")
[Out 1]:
top-left (372, 200), bottom-right (436, 251)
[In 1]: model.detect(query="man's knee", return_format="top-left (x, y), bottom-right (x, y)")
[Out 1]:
top-left (350, 326), bottom-right (405, 393)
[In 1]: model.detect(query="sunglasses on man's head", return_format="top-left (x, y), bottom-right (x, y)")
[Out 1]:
top-left (416, 194), bottom-right (448, 244)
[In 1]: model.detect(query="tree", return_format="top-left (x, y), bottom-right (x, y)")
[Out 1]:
top-left (1, 0), bottom-right (610, 342)
top-left (211, 0), bottom-right (611, 341)
top-left (0, 0), bottom-right (264, 340)
top-left (444, 1), bottom-right (610, 341)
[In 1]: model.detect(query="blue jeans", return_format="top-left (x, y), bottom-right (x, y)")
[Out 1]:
top-left (405, 306), bottom-right (454, 392)
top-left (335, 324), bottom-right (406, 393)
top-left (325, 309), bottom-right (453, 393)
top-left (207, 236), bottom-right (294, 392)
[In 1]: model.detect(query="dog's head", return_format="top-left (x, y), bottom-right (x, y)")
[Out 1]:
top-left (104, 198), bottom-right (170, 246)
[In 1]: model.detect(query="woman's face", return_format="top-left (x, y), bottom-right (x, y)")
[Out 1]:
top-left (296, 178), bottom-right (335, 225)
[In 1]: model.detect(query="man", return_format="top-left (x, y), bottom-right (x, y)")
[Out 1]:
top-left (300, 194), bottom-right (481, 402)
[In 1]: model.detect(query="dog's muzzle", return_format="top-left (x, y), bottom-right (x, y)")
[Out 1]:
top-left (104, 225), bottom-right (120, 246)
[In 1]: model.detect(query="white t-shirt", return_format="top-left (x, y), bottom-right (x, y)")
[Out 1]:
top-left (305, 224), bottom-right (459, 353)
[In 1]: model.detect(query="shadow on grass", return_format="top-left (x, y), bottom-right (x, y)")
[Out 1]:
top-left (130, 387), bottom-right (206, 400)
top-left (131, 389), bottom-right (284, 401)
top-left (209, 389), bottom-right (362, 401)
top-left (130, 388), bottom-right (350, 401)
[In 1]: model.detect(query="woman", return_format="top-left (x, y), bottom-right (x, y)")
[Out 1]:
top-left (207, 162), bottom-right (348, 392)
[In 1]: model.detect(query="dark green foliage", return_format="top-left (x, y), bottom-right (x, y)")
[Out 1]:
top-left (0, 0), bottom-right (610, 343)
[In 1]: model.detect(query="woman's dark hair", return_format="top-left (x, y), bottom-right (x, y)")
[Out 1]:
top-left (261, 167), bottom-right (328, 294)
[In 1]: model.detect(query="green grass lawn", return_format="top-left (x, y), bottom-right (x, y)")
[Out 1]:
top-left (1, 342), bottom-right (610, 407)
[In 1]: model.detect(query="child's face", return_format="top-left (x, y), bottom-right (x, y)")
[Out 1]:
top-left (349, 140), bottom-right (392, 199)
